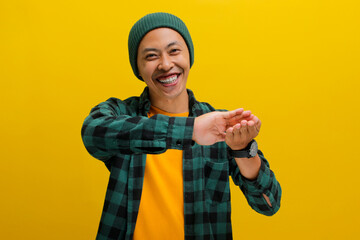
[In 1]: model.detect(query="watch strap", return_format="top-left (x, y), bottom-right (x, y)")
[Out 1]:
top-left (227, 148), bottom-right (250, 158)
top-left (227, 140), bottom-right (256, 158)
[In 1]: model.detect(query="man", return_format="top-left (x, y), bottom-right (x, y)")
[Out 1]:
top-left (81, 12), bottom-right (281, 240)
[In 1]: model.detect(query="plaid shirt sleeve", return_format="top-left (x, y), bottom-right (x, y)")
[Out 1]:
top-left (81, 97), bottom-right (195, 162)
top-left (229, 149), bottom-right (282, 216)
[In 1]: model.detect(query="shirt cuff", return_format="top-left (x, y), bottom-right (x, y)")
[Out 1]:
top-left (166, 117), bottom-right (195, 150)
top-left (241, 159), bottom-right (273, 194)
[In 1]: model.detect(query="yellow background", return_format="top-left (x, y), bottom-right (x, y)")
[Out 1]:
top-left (1, 0), bottom-right (359, 239)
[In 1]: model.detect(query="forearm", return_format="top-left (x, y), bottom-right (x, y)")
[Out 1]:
top-left (234, 154), bottom-right (261, 180)
top-left (234, 154), bottom-right (272, 207)
top-left (230, 151), bottom-right (281, 215)
top-left (81, 100), bottom-right (195, 160)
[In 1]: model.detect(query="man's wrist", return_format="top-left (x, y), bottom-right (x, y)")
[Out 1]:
top-left (227, 140), bottom-right (258, 158)
top-left (229, 143), bottom-right (248, 151)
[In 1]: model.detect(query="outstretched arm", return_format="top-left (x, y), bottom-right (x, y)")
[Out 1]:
top-left (81, 98), bottom-right (195, 160)
top-left (226, 112), bottom-right (281, 213)
top-left (82, 98), bottom-right (249, 162)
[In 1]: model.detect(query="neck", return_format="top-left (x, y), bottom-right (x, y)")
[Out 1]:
top-left (149, 90), bottom-right (189, 113)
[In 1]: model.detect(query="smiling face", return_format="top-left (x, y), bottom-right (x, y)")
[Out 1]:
top-left (137, 28), bottom-right (190, 108)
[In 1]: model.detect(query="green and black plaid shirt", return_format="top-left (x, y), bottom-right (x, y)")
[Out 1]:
top-left (81, 87), bottom-right (281, 240)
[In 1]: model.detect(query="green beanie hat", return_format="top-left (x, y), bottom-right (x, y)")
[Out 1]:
top-left (128, 12), bottom-right (194, 81)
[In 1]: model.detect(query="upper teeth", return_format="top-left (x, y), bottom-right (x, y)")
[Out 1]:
top-left (158, 75), bottom-right (178, 84)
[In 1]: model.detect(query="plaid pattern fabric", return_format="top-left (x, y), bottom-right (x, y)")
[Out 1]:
top-left (81, 87), bottom-right (281, 240)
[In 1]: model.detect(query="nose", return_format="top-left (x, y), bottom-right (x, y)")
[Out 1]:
top-left (158, 54), bottom-right (174, 71)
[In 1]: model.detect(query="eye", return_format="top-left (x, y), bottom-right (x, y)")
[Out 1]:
top-left (170, 48), bottom-right (180, 54)
top-left (145, 53), bottom-right (157, 60)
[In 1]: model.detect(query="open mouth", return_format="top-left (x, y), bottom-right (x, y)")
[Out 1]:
top-left (156, 73), bottom-right (180, 85)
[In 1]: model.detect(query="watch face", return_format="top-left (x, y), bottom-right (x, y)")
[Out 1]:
top-left (249, 141), bottom-right (258, 157)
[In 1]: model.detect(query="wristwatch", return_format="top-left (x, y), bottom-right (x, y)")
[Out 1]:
top-left (227, 140), bottom-right (258, 158)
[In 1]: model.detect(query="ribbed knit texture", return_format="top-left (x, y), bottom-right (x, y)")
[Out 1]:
top-left (128, 12), bottom-right (194, 80)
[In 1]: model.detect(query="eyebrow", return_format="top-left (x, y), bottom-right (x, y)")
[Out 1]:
top-left (141, 41), bottom-right (181, 54)
top-left (166, 41), bottom-right (179, 48)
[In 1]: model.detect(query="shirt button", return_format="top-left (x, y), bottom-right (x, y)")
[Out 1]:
top-left (176, 140), bottom-right (181, 146)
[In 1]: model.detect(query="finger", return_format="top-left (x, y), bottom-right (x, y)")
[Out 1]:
top-left (247, 120), bottom-right (255, 127)
top-left (224, 108), bottom-right (244, 119)
top-left (248, 115), bottom-right (261, 131)
top-left (242, 110), bottom-right (252, 118)
top-left (225, 110), bottom-right (245, 128)
top-left (240, 113), bottom-right (254, 122)
top-left (255, 118), bottom-right (262, 132)
top-left (226, 126), bottom-right (235, 135)
top-left (232, 123), bottom-right (243, 144)
top-left (240, 120), bottom-right (249, 137)
top-left (228, 112), bottom-right (250, 127)
top-left (232, 123), bottom-right (241, 135)
top-left (248, 123), bottom-right (258, 138)
top-left (225, 127), bottom-right (234, 142)
top-left (251, 115), bottom-right (259, 124)
top-left (235, 110), bottom-right (251, 120)
top-left (248, 114), bottom-right (255, 120)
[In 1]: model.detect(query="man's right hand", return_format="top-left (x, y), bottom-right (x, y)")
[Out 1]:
top-left (192, 108), bottom-right (252, 146)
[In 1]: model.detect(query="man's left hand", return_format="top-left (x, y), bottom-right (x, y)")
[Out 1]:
top-left (225, 113), bottom-right (261, 150)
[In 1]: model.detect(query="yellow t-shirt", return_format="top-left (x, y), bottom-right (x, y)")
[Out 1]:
top-left (133, 105), bottom-right (188, 240)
